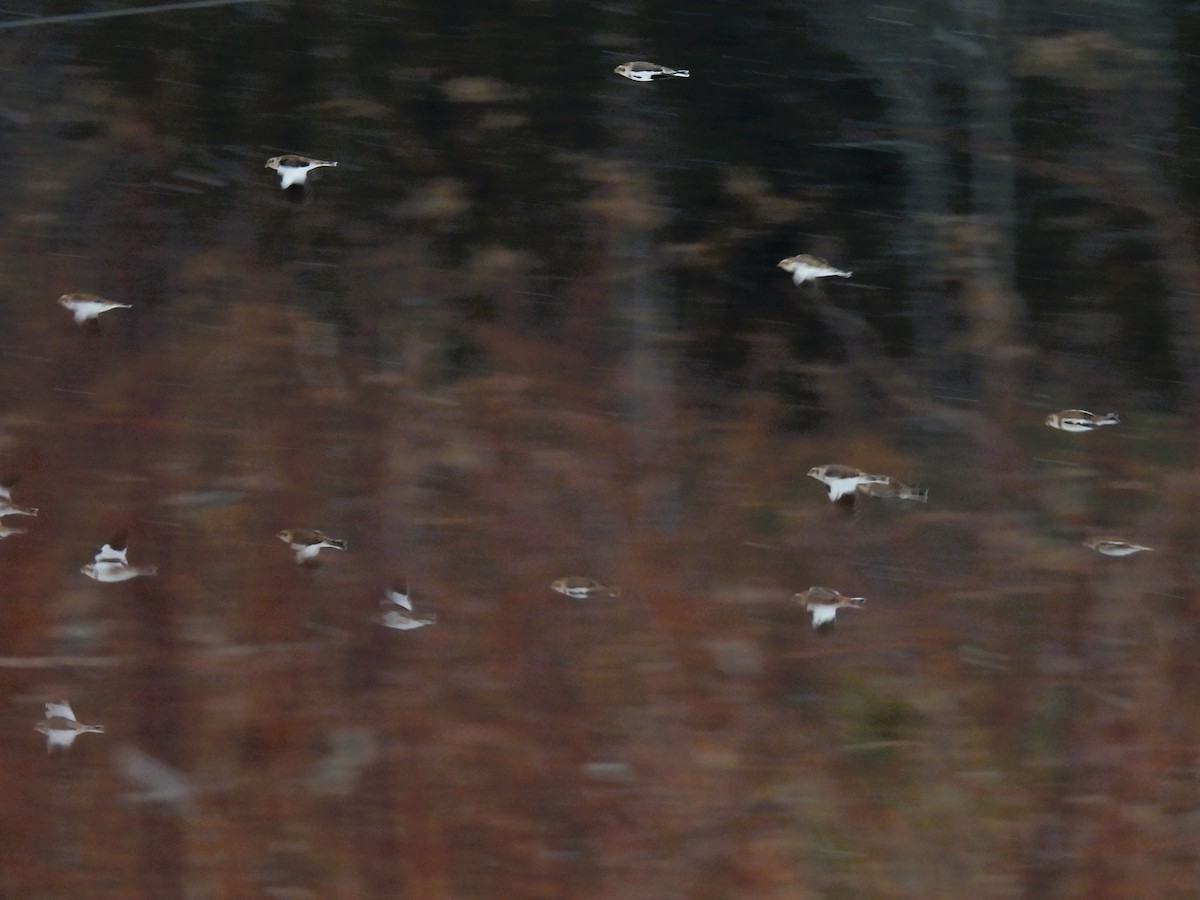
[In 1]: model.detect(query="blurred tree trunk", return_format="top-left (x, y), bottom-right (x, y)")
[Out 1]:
top-left (959, 0), bottom-right (1027, 480)
top-left (599, 85), bottom-right (682, 539)
top-left (808, 0), bottom-right (1028, 481)
top-left (807, 1), bottom-right (962, 377)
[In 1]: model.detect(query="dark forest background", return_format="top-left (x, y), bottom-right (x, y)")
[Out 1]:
top-left (0, 0), bottom-right (1198, 897)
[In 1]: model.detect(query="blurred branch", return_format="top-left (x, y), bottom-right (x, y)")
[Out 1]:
top-left (0, 655), bottom-right (120, 668)
top-left (786, 638), bottom-right (937, 660)
top-left (0, 0), bottom-right (262, 30)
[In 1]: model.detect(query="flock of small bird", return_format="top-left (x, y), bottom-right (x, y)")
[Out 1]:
top-left (31, 521), bottom-right (430, 749)
top-left (29, 60), bottom-right (1150, 750)
top-left (576, 68), bottom-right (1146, 631)
top-left (791, 404), bottom-right (1150, 630)
top-left (33, 121), bottom-right (437, 749)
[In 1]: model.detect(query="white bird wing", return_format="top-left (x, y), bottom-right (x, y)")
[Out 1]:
top-left (0, 483), bottom-right (11, 502)
top-left (45, 700), bottom-right (75, 721)
top-left (826, 479), bottom-right (858, 501)
top-left (45, 728), bottom-right (80, 751)
top-left (809, 605), bottom-right (838, 628)
top-left (95, 543), bottom-right (129, 565)
top-left (385, 587), bottom-right (413, 611)
top-left (279, 168), bottom-right (307, 188)
top-left (379, 610), bottom-right (434, 630)
top-left (377, 611), bottom-right (413, 629)
top-left (295, 542), bottom-right (322, 560)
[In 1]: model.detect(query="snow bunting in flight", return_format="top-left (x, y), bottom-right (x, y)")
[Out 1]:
top-left (1083, 537), bottom-right (1153, 557)
top-left (551, 577), bottom-right (620, 599)
top-left (277, 528), bottom-right (347, 563)
top-left (58, 293), bottom-right (132, 326)
top-left (808, 465), bottom-right (889, 502)
top-left (81, 533), bottom-right (157, 582)
top-left (613, 61), bottom-right (690, 81)
top-left (1045, 410), bottom-right (1119, 432)
top-left (0, 477), bottom-right (37, 518)
top-left (35, 700), bottom-right (104, 753)
top-left (777, 255), bottom-right (852, 285)
top-left (794, 586), bottom-right (865, 632)
top-left (265, 155), bottom-right (338, 189)
top-left (375, 584), bottom-right (437, 630)
top-left (856, 480), bottom-right (929, 503)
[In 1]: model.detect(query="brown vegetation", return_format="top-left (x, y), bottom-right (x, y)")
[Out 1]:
top-left (0, 3), bottom-right (1196, 898)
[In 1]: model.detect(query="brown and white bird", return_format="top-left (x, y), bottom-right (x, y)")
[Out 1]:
top-left (794, 586), bottom-right (865, 632)
top-left (81, 533), bottom-right (157, 582)
top-left (613, 61), bottom-right (690, 81)
top-left (277, 528), bottom-right (347, 563)
top-left (1083, 536), bottom-right (1153, 557)
top-left (808, 465), bottom-right (889, 502)
top-left (0, 477), bottom-right (37, 518)
top-left (375, 583), bottom-right (437, 630)
top-left (1045, 410), bottom-right (1119, 432)
top-left (777, 255), bottom-right (852, 285)
top-left (551, 577), bottom-right (620, 599)
top-left (58, 293), bottom-right (131, 325)
top-left (265, 155), bottom-right (338, 189)
top-left (34, 700), bottom-right (104, 752)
